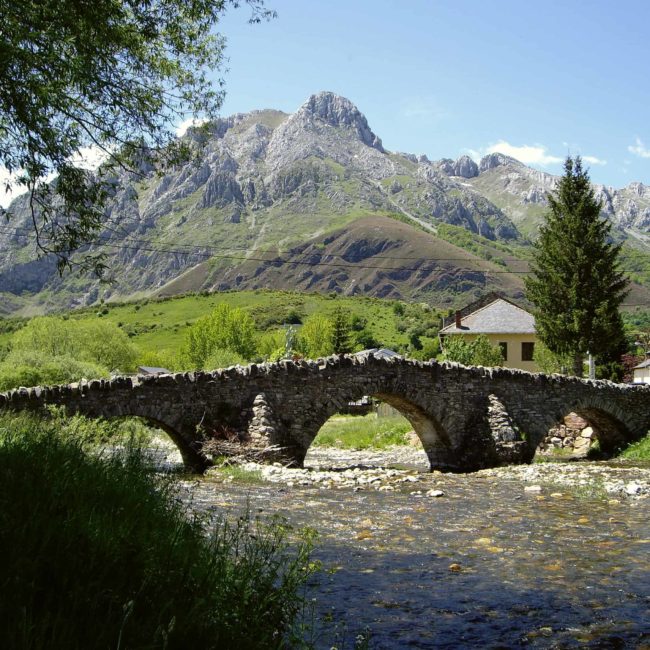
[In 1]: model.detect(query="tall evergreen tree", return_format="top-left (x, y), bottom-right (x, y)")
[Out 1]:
top-left (331, 307), bottom-right (353, 354)
top-left (525, 156), bottom-right (628, 377)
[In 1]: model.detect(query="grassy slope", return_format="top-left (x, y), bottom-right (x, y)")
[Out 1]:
top-left (61, 290), bottom-right (428, 358)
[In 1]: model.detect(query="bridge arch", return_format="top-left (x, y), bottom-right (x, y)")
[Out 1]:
top-left (523, 395), bottom-right (640, 458)
top-left (110, 413), bottom-right (209, 472)
top-left (278, 370), bottom-right (454, 470)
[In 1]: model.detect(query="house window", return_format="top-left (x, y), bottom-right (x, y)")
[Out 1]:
top-left (521, 342), bottom-right (535, 361)
top-left (498, 342), bottom-right (508, 361)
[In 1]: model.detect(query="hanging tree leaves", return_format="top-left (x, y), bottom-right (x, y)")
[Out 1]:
top-left (524, 156), bottom-right (628, 376)
top-left (0, 0), bottom-right (274, 273)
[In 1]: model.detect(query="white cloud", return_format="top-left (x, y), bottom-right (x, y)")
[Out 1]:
top-left (583, 155), bottom-right (607, 166)
top-left (484, 140), bottom-right (563, 166)
top-left (628, 137), bottom-right (650, 159)
top-left (175, 117), bottom-right (209, 137)
top-left (68, 144), bottom-right (111, 170)
top-left (467, 141), bottom-right (606, 169)
top-left (0, 167), bottom-right (22, 209)
top-left (0, 145), bottom-right (110, 208)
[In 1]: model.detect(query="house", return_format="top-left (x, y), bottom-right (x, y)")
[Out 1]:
top-left (439, 295), bottom-right (538, 372)
top-left (137, 366), bottom-right (171, 375)
top-left (632, 359), bottom-right (650, 384)
top-left (353, 348), bottom-right (402, 361)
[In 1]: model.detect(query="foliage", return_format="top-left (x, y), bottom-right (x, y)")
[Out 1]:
top-left (182, 303), bottom-right (257, 368)
top-left (312, 413), bottom-right (414, 450)
top-left (0, 316), bottom-right (140, 389)
top-left (525, 156), bottom-right (628, 376)
top-left (1, 0), bottom-right (273, 272)
top-left (354, 329), bottom-right (380, 350)
top-left (0, 351), bottom-right (109, 391)
top-left (257, 329), bottom-right (286, 361)
top-left (9, 316), bottom-right (138, 371)
top-left (331, 307), bottom-right (353, 354)
top-left (137, 348), bottom-right (181, 372)
top-left (532, 341), bottom-right (572, 374)
top-left (409, 336), bottom-right (440, 361)
top-left (620, 352), bottom-right (644, 383)
top-left (298, 313), bottom-right (334, 359)
top-left (203, 347), bottom-right (248, 370)
top-left (440, 334), bottom-right (504, 367)
top-left (617, 431), bottom-right (650, 460)
top-left (0, 411), bottom-right (317, 649)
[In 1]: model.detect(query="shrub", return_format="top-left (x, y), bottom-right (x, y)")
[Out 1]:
top-left (0, 351), bottom-right (109, 391)
top-left (203, 348), bottom-right (248, 370)
top-left (8, 316), bottom-right (138, 373)
top-left (257, 330), bottom-right (286, 361)
top-left (297, 314), bottom-right (334, 359)
top-left (182, 304), bottom-right (257, 368)
top-left (440, 335), bottom-right (504, 367)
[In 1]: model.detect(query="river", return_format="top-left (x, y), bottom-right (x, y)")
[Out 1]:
top-left (167, 445), bottom-right (649, 649)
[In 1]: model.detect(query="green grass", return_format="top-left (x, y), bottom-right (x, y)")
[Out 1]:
top-left (0, 411), bottom-right (317, 649)
top-left (213, 462), bottom-right (264, 483)
top-left (312, 413), bottom-right (414, 450)
top-left (61, 290), bottom-right (432, 358)
top-left (618, 432), bottom-right (650, 460)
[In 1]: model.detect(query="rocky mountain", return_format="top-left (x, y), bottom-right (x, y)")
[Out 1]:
top-left (1, 91), bottom-right (650, 315)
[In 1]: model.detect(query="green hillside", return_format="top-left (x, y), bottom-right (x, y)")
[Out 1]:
top-left (0, 290), bottom-right (444, 371)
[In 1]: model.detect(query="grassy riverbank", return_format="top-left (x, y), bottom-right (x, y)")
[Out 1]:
top-left (0, 412), bottom-right (317, 649)
top-left (312, 413), bottom-right (414, 450)
top-left (619, 432), bottom-right (650, 460)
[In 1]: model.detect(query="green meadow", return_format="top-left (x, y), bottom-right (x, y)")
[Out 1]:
top-left (0, 289), bottom-right (441, 363)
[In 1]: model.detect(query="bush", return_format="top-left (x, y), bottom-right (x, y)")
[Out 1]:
top-left (297, 314), bottom-right (334, 359)
top-left (7, 316), bottom-right (138, 373)
top-left (440, 335), bottom-right (504, 367)
top-left (182, 304), bottom-right (257, 368)
top-left (0, 351), bottom-right (109, 391)
top-left (203, 348), bottom-right (248, 370)
top-left (0, 412), bottom-right (317, 649)
top-left (257, 330), bottom-right (286, 361)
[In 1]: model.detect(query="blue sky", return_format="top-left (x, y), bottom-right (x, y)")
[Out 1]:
top-left (214, 0), bottom-right (650, 188)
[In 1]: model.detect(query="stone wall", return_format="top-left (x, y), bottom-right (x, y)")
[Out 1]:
top-left (1, 355), bottom-right (649, 472)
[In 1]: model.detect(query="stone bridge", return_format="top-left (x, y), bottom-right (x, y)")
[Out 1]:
top-left (2, 354), bottom-right (649, 472)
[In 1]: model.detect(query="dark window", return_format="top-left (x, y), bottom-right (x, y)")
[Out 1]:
top-left (522, 342), bottom-right (535, 361)
top-left (499, 342), bottom-right (508, 360)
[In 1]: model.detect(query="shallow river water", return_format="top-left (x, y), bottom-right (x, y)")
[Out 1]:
top-left (174, 447), bottom-right (649, 649)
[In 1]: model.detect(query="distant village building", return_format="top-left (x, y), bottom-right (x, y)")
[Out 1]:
top-left (439, 294), bottom-right (538, 372)
top-left (353, 348), bottom-right (402, 361)
top-left (632, 359), bottom-right (650, 384)
top-left (137, 366), bottom-right (171, 376)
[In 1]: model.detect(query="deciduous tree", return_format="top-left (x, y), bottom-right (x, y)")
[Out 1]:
top-left (0, 0), bottom-right (273, 272)
top-left (440, 335), bottom-right (504, 367)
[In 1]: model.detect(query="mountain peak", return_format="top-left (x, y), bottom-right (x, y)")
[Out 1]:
top-left (479, 152), bottom-right (524, 172)
top-left (298, 91), bottom-right (384, 152)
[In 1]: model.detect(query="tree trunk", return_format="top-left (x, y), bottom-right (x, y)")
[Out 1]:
top-left (572, 353), bottom-right (583, 377)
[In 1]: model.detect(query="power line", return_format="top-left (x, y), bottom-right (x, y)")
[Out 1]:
top-left (0, 222), bottom-right (533, 262)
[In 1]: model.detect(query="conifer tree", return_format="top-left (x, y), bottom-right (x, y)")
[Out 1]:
top-left (331, 307), bottom-right (353, 354)
top-left (525, 156), bottom-right (628, 377)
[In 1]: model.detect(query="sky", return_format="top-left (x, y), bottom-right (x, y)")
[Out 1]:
top-left (3, 0), bottom-right (650, 207)
top-left (211, 0), bottom-right (650, 188)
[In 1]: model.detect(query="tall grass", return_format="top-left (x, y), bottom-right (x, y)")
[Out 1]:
top-left (0, 412), bottom-right (317, 649)
top-left (312, 413), bottom-right (413, 450)
top-left (618, 431), bottom-right (650, 460)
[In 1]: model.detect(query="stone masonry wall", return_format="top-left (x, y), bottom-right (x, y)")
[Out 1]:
top-left (1, 355), bottom-right (649, 472)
